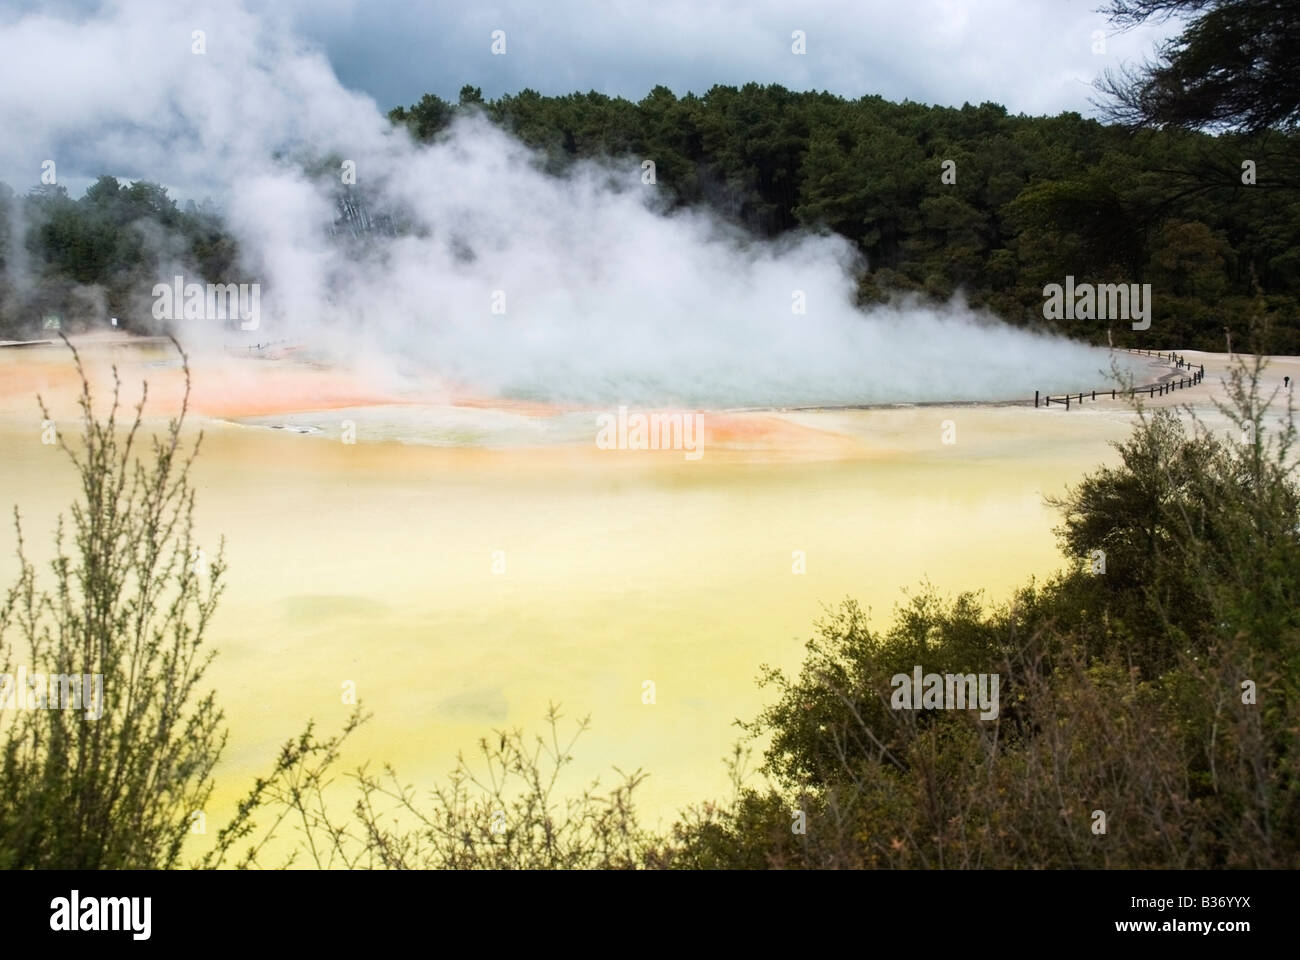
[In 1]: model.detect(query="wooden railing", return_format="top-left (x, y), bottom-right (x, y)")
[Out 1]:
top-left (1037, 350), bottom-right (1204, 410)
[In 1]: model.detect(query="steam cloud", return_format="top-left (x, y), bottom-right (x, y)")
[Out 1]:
top-left (1, 0), bottom-right (1124, 408)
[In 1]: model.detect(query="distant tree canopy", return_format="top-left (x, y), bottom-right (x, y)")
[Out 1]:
top-left (3, 79), bottom-right (1297, 351)
top-left (0, 176), bottom-right (236, 336)
top-left (390, 83), bottom-right (1300, 352)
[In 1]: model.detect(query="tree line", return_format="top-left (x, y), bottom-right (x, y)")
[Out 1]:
top-left (0, 178), bottom-right (239, 338)
top-left (2, 81), bottom-right (1297, 350)
top-left (391, 81), bottom-right (1299, 352)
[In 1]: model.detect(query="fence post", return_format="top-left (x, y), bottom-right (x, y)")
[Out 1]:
top-left (1035, 390), bottom-right (1039, 408)
top-left (1091, 390), bottom-right (1096, 400)
top-left (1066, 394), bottom-right (1070, 410)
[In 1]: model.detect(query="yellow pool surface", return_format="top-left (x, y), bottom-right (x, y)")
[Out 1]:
top-left (1, 337), bottom-right (1293, 859)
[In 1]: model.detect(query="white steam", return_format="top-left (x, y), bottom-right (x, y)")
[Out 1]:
top-left (2, 0), bottom-right (1123, 407)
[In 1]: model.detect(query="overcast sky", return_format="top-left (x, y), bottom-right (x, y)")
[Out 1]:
top-left (0, 0), bottom-right (1184, 198)
top-left (276, 0), bottom-right (1179, 116)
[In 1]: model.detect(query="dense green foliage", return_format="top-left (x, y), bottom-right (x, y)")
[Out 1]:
top-left (0, 178), bottom-right (238, 339)
top-left (655, 344), bottom-right (1300, 868)
top-left (3, 83), bottom-right (1297, 350)
top-left (391, 83), bottom-right (1300, 352)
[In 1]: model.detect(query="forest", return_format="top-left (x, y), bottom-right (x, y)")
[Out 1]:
top-left (3, 81), bottom-right (1297, 351)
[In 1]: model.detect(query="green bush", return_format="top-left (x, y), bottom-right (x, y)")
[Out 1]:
top-left (0, 339), bottom-right (226, 868)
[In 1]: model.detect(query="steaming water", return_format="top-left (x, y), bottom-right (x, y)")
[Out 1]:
top-left (4, 1), bottom-right (1147, 410)
top-left (226, 348), bottom-right (1151, 447)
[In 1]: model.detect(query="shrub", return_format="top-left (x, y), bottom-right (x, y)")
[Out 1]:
top-left (0, 338), bottom-right (226, 868)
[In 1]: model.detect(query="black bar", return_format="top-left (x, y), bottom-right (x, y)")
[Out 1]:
top-left (0, 869), bottom-right (1283, 948)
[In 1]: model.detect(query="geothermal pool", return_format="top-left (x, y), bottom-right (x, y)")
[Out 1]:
top-left (0, 338), bottom-right (1274, 854)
